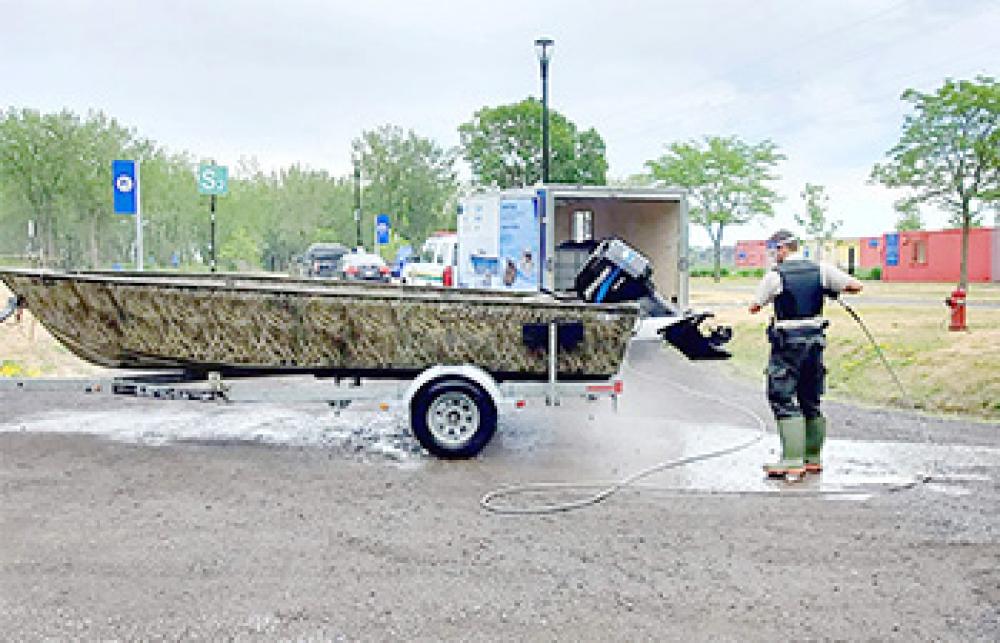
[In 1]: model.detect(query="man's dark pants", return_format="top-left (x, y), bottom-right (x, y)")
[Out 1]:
top-left (766, 327), bottom-right (826, 420)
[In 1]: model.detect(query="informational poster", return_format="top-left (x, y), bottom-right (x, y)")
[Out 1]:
top-left (456, 195), bottom-right (501, 288)
top-left (497, 198), bottom-right (541, 291)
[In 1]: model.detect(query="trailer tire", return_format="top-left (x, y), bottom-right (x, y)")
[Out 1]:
top-left (410, 379), bottom-right (497, 459)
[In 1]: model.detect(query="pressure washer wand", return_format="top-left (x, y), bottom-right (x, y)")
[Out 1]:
top-left (835, 297), bottom-right (915, 410)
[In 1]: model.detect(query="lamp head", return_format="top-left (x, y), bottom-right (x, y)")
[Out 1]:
top-left (534, 37), bottom-right (554, 63)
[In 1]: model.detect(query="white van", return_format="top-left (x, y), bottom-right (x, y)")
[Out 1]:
top-left (401, 233), bottom-right (458, 286)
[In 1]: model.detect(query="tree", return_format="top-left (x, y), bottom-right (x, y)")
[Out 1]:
top-left (0, 109), bottom-right (95, 265)
top-left (893, 200), bottom-right (924, 231)
top-left (871, 76), bottom-right (1000, 289)
top-left (794, 183), bottom-right (842, 261)
top-left (645, 136), bottom-right (784, 281)
top-left (352, 125), bottom-right (457, 250)
top-left (0, 108), bottom-right (159, 268)
top-left (458, 99), bottom-right (608, 188)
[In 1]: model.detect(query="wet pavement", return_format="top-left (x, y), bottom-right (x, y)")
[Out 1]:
top-left (2, 341), bottom-right (996, 502)
top-left (2, 341), bottom-right (999, 639)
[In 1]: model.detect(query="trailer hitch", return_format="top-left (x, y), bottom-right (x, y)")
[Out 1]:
top-left (0, 295), bottom-right (24, 324)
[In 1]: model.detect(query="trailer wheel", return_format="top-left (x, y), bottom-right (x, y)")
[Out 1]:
top-left (410, 379), bottom-right (497, 459)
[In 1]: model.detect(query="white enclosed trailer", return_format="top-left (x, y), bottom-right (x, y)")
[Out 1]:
top-left (457, 185), bottom-right (689, 309)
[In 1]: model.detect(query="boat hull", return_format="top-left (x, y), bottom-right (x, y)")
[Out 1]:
top-left (1, 270), bottom-right (637, 380)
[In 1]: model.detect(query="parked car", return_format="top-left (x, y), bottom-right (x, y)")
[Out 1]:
top-left (402, 233), bottom-right (457, 286)
top-left (338, 252), bottom-right (391, 282)
top-left (304, 242), bottom-right (349, 278)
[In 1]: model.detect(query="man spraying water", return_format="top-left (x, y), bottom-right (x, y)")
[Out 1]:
top-left (749, 230), bottom-right (864, 479)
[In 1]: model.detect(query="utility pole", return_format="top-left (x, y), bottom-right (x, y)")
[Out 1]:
top-left (209, 159), bottom-right (217, 273)
top-left (136, 161), bottom-right (144, 271)
top-left (210, 193), bottom-right (217, 272)
top-left (354, 156), bottom-right (362, 249)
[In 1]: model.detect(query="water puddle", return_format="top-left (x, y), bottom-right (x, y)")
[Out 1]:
top-left (627, 421), bottom-right (998, 497)
top-left (0, 403), bottom-right (424, 462)
top-left (2, 397), bottom-right (996, 499)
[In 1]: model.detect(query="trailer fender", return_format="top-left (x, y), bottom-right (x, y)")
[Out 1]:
top-left (404, 364), bottom-right (502, 407)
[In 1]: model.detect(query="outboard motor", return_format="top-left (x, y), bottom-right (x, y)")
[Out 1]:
top-left (574, 238), bottom-right (731, 360)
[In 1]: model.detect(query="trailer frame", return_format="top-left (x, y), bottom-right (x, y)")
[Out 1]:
top-left (1, 322), bottom-right (621, 458)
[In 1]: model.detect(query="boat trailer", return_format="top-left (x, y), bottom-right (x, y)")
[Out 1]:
top-left (0, 321), bottom-right (621, 459)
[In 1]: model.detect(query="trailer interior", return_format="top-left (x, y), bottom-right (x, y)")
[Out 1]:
top-left (543, 188), bottom-right (688, 307)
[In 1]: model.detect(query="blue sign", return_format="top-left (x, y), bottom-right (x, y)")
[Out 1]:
top-left (868, 238), bottom-right (879, 248)
top-left (112, 160), bottom-right (138, 215)
top-left (375, 213), bottom-right (391, 245)
top-left (885, 233), bottom-right (899, 266)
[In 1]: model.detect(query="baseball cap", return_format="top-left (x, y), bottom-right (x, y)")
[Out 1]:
top-left (766, 229), bottom-right (796, 248)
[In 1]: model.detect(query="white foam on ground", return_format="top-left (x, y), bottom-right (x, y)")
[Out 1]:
top-left (0, 403), bottom-right (424, 461)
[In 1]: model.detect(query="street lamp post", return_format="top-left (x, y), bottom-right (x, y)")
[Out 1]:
top-left (534, 37), bottom-right (554, 184)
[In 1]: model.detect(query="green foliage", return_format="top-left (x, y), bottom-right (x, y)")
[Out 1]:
top-left (691, 266), bottom-right (765, 278)
top-left (795, 184), bottom-right (842, 257)
top-left (0, 108), bottom-right (454, 272)
top-left (352, 125), bottom-right (457, 248)
top-left (893, 199), bottom-right (924, 231)
top-left (871, 76), bottom-right (1000, 287)
top-left (645, 135), bottom-right (784, 281)
top-left (855, 266), bottom-right (882, 280)
top-left (458, 98), bottom-right (608, 188)
top-left (218, 227), bottom-right (261, 271)
top-left (0, 108), bottom-right (150, 267)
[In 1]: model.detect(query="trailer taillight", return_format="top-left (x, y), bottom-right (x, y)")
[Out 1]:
top-left (585, 380), bottom-right (624, 395)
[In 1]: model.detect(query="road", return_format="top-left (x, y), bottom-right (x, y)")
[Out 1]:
top-left (1, 342), bottom-right (998, 640)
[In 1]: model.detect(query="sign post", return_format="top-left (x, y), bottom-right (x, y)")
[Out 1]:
top-left (375, 213), bottom-right (391, 250)
top-left (112, 160), bottom-right (142, 270)
top-left (198, 163), bottom-right (229, 272)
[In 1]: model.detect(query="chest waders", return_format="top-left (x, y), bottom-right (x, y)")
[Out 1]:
top-left (763, 260), bottom-right (828, 480)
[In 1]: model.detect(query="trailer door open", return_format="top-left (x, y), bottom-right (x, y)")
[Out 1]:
top-left (542, 188), bottom-right (688, 308)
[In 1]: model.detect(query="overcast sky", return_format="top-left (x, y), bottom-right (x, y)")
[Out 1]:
top-left (2, 0), bottom-right (998, 245)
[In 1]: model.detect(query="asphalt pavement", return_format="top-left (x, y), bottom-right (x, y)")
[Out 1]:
top-left (1, 342), bottom-right (998, 639)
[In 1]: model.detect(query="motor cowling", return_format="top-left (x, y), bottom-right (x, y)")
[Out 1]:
top-left (574, 239), bottom-right (731, 360)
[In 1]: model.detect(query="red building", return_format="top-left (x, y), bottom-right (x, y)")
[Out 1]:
top-left (859, 236), bottom-right (882, 270)
top-left (881, 227), bottom-right (998, 283)
top-left (735, 240), bottom-right (768, 268)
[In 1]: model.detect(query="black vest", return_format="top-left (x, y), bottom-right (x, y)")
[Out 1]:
top-left (774, 260), bottom-right (823, 320)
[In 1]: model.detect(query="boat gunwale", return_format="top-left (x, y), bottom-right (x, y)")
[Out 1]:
top-left (0, 268), bottom-right (639, 314)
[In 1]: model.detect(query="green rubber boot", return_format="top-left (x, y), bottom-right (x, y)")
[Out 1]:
top-left (804, 416), bottom-right (827, 473)
top-left (763, 416), bottom-right (806, 478)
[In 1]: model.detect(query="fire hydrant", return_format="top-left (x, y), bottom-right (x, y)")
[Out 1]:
top-left (945, 287), bottom-right (967, 331)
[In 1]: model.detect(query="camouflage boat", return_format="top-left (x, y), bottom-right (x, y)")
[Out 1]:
top-left (0, 269), bottom-right (638, 381)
